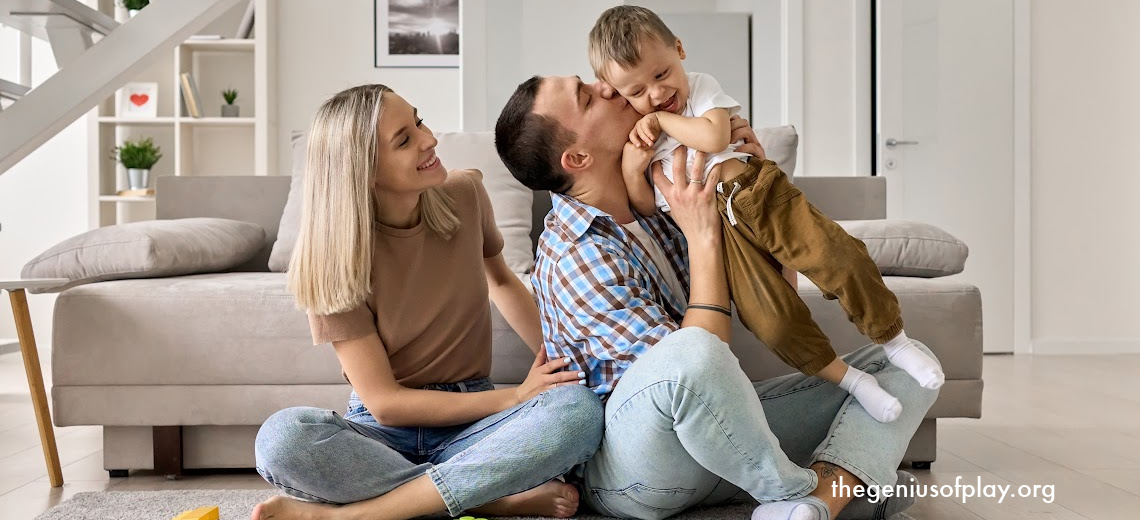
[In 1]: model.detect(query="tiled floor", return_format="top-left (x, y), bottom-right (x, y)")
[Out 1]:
top-left (2, 352), bottom-right (1139, 519)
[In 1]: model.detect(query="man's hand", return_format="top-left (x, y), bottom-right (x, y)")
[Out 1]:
top-left (651, 146), bottom-right (721, 243)
top-left (729, 115), bottom-right (766, 160)
top-left (630, 113), bottom-right (662, 148)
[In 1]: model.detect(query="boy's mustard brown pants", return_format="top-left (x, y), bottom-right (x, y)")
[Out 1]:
top-left (715, 157), bottom-right (904, 376)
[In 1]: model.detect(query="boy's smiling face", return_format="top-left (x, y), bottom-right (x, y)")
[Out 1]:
top-left (603, 36), bottom-right (689, 117)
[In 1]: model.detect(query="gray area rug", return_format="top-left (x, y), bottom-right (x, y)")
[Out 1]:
top-left (34, 490), bottom-right (761, 520)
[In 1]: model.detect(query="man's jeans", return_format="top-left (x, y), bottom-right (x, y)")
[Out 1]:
top-left (254, 379), bottom-right (604, 515)
top-left (583, 327), bottom-right (940, 519)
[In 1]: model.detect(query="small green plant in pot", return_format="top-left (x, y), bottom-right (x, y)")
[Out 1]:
top-left (221, 88), bottom-right (239, 117)
top-left (121, 0), bottom-right (149, 17)
top-left (112, 137), bottom-right (162, 190)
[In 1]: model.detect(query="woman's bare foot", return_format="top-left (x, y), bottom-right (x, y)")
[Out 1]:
top-left (471, 480), bottom-right (580, 518)
top-left (250, 495), bottom-right (338, 520)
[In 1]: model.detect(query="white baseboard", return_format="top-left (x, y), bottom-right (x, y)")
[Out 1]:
top-left (0, 339), bottom-right (18, 355)
top-left (1033, 339), bottom-right (1140, 355)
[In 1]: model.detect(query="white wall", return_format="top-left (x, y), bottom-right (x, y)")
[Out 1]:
top-left (466, 0), bottom-right (863, 177)
top-left (1030, 0), bottom-right (1140, 354)
top-left (463, 0), bottom-right (619, 131)
top-left (274, 0), bottom-right (462, 172)
top-left (0, 28), bottom-right (91, 347)
top-left (801, 0), bottom-right (871, 176)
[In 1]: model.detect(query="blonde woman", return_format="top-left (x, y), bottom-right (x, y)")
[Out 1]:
top-left (251, 84), bottom-right (603, 520)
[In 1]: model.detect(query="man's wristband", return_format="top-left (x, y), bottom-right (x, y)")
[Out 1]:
top-left (687, 303), bottom-right (731, 316)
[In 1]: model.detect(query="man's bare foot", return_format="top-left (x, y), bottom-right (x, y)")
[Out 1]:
top-left (471, 480), bottom-right (580, 518)
top-left (250, 495), bottom-right (337, 520)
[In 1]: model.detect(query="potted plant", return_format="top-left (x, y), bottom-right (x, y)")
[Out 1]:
top-left (112, 137), bottom-right (162, 190)
top-left (122, 0), bottom-right (149, 17)
top-left (221, 88), bottom-right (239, 117)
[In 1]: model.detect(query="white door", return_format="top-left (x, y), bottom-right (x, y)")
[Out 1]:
top-left (878, 0), bottom-right (1014, 353)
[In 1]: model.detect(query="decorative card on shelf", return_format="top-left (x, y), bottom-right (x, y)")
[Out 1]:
top-left (179, 73), bottom-right (203, 118)
top-left (375, 0), bottom-right (459, 68)
top-left (117, 82), bottom-right (158, 118)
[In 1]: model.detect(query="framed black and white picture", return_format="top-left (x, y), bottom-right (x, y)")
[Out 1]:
top-left (375, 0), bottom-right (460, 68)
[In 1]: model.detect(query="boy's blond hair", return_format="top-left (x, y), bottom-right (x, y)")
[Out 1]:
top-left (588, 5), bottom-right (676, 82)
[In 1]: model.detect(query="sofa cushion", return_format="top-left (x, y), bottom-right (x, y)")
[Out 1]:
top-left (838, 220), bottom-right (969, 277)
top-left (792, 274), bottom-right (982, 381)
top-left (266, 131), bottom-right (307, 272)
top-left (489, 274), bottom-right (981, 385)
top-left (757, 125), bottom-right (798, 175)
top-left (51, 273), bottom-right (344, 386)
top-left (21, 218), bottom-right (265, 293)
top-left (434, 131), bottom-right (534, 273)
top-left (271, 131), bottom-right (535, 274)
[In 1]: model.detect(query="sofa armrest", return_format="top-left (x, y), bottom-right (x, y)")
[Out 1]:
top-left (791, 176), bottom-right (886, 220)
top-left (156, 176), bottom-right (292, 272)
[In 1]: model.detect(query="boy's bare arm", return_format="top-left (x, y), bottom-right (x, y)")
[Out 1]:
top-left (624, 170), bottom-right (659, 216)
top-left (656, 107), bottom-right (732, 153)
top-left (623, 142), bottom-right (659, 216)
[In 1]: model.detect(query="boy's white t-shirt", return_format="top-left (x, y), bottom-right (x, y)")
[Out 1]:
top-left (651, 72), bottom-right (750, 212)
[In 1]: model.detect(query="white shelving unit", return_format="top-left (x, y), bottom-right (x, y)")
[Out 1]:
top-left (86, 0), bottom-right (276, 228)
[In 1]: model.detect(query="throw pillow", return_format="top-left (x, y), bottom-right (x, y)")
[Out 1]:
top-left (266, 131), bottom-right (307, 272)
top-left (838, 220), bottom-right (969, 278)
top-left (21, 218), bottom-right (266, 293)
top-left (757, 125), bottom-right (799, 175)
top-left (434, 131), bottom-right (534, 274)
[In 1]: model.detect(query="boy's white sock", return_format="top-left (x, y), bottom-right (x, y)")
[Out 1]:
top-left (838, 367), bottom-right (902, 423)
top-left (882, 330), bottom-right (945, 389)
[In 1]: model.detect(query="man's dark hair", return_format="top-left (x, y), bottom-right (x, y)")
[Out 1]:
top-left (495, 76), bottom-right (575, 194)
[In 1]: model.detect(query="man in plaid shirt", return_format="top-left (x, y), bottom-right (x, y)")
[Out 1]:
top-left (495, 75), bottom-right (941, 520)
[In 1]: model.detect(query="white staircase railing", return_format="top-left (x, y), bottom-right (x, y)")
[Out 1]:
top-left (0, 0), bottom-right (245, 175)
top-left (0, 78), bottom-right (31, 102)
top-left (1, 0), bottom-right (118, 40)
top-left (2, 0), bottom-right (118, 68)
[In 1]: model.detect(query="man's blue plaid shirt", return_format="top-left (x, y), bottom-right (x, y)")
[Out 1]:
top-left (531, 192), bottom-right (693, 398)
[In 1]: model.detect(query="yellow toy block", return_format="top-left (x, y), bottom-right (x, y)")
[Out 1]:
top-left (172, 506), bottom-right (219, 520)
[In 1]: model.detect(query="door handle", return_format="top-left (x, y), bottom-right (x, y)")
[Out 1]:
top-left (885, 138), bottom-right (919, 147)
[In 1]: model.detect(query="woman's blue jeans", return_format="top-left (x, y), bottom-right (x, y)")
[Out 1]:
top-left (254, 378), bottom-right (604, 515)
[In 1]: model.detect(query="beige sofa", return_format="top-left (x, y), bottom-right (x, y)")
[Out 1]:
top-left (48, 131), bottom-right (982, 477)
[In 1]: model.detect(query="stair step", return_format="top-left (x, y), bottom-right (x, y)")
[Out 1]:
top-left (0, 78), bottom-right (31, 101)
top-left (1, 0), bottom-right (119, 41)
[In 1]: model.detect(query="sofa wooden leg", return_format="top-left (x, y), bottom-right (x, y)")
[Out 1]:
top-left (108, 469), bottom-right (129, 478)
top-left (153, 426), bottom-right (183, 478)
top-left (912, 461), bottom-right (932, 470)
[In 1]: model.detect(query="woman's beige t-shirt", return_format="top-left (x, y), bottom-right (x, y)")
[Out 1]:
top-left (307, 170), bottom-right (505, 388)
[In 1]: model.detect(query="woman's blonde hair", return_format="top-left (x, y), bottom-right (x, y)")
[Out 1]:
top-left (288, 84), bottom-right (460, 315)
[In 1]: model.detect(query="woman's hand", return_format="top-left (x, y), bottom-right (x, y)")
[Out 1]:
top-left (652, 146), bottom-right (722, 245)
top-left (514, 350), bottom-right (585, 405)
top-left (729, 115), bottom-right (766, 160)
